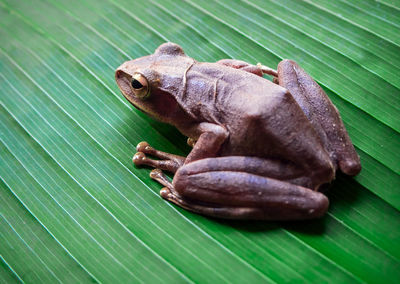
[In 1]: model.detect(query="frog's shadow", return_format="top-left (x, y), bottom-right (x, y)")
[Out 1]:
top-left (132, 111), bottom-right (191, 153)
top-left (209, 173), bottom-right (360, 235)
top-left (212, 215), bottom-right (327, 236)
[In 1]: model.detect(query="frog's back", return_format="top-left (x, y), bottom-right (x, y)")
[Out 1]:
top-left (186, 62), bottom-right (330, 169)
top-left (185, 62), bottom-right (303, 131)
top-left (184, 62), bottom-right (284, 123)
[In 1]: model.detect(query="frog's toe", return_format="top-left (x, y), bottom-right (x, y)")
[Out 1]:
top-left (133, 141), bottom-right (186, 173)
top-left (339, 159), bottom-right (362, 176)
top-left (150, 168), bottom-right (164, 179)
top-left (160, 187), bottom-right (172, 199)
top-left (136, 141), bottom-right (151, 152)
top-left (133, 151), bottom-right (147, 166)
top-left (150, 169), bottom-right (175, 191)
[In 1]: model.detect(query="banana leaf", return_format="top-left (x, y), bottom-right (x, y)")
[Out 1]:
top-left (1, 0), bottom-right (399, 283)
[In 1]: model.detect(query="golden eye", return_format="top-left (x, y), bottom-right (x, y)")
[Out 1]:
top-left (130, 73), bottom-right (150, 99)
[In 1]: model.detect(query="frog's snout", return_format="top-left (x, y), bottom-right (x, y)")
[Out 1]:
top-left (115, 61), bottom-right (131, 78)
top-left (115, 67), bottom-right (134, 101)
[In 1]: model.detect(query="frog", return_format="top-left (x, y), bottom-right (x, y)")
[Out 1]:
top-left (115, 42), bottom-right (361, 220)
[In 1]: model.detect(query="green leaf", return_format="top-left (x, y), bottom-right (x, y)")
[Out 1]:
top-left (1, 0), bottom-right (399, 283)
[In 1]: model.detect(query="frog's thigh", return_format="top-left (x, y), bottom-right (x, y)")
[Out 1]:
top-left (172, 159), bottom-right (329, 220)
top-left (277, 60), bottom-right (361, 176)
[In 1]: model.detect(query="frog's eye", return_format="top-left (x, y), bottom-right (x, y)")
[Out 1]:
top-left (130, 73), bottom-right (150, 99)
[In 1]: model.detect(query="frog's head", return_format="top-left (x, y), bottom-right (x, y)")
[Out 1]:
top-left (115, 42), bottom-right (195, 124)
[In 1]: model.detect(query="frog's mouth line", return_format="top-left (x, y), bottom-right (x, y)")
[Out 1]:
top-left (129, 101), bottom-right (152, 116)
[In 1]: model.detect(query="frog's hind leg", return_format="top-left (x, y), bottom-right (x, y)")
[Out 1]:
top-left (155, 158), bottom-right (329, 220)
top-left (151, 166), bottom-right (321, 220)
top-left (148, 168), bottom-right (245, 218)
top-left (216, 59), bottom-right (278, 80)
top-left (277, 60), bottom-right (361, 176)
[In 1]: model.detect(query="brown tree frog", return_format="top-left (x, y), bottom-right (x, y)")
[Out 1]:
top-left (115, 42), bottom-right (361, 220)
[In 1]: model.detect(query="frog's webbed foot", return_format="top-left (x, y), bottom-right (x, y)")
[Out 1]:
top-left (256, 63), bottom-right (278, 79)
top-left (149, 169), bottom-right (178, 200)
top-left (149, 169), bottom-right (181, 203)
top-left (132, 142), bottom-right (185, 173)
top-left (149, 168), bottom-right (192, 211)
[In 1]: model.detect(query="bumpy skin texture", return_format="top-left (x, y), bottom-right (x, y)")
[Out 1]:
top-left (115, 42), bottom-right (361, 220)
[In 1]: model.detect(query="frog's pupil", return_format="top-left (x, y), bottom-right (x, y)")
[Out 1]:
top-left (131, 79), bottom-right (143, 89)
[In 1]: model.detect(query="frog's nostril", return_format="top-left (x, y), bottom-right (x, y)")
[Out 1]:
top-left (115, 70), bottom-right (124, 79)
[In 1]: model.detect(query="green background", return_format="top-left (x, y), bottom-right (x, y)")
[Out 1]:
top-left (1, 0), bottom-right (399, 283)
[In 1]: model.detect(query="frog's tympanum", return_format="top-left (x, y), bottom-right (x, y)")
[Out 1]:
top-left (115, 42), bottom-right (361, 220)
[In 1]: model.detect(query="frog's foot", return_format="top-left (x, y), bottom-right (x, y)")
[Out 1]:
top-left (216, 59), bottom-right (278, 81)
top-left (256, 63), bottom-right (278, 78)
top-left (149, 169), bottom-right (182, 202)
top-left (150, 168), bottom-right (173, 189)
top-left (133, 142), bottom-right (185, 173)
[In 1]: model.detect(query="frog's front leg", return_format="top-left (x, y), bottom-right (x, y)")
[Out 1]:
top-left (184, 122), bottom-right (229, 163)
top-left (153, 157), bottom-right (329, 220)
top-left (133, 122), bottom-right (228, 173)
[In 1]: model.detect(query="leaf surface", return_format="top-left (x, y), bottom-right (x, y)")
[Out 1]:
top-left (1, 0), bottom-right (399, 282)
